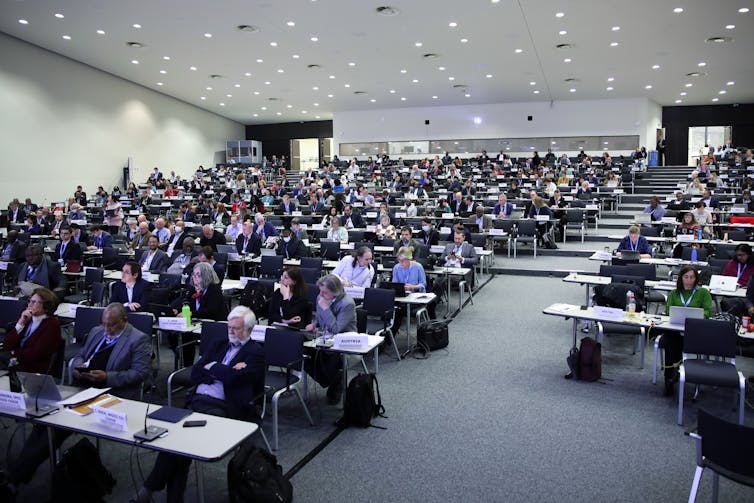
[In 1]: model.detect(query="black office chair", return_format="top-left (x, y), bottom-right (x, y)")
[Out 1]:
top-left (611, 257), bottom-right (639, 266)
top-left (65, 306), bottom-right (106, 383)
top-left (319, 241), bottom-right (341, 261)
top-left (513, 219), bottom-right (537, 258)
top-left (167, 321), bottom-right (228, 406)
top-left (686, 409), bottom-right (754, 503)
top-left (492, 219), bottom-right (515, 257)
top-left (358, 287), bottom-right (399, 360)
top-left (594, 280), bottom-right (646, 368)
top-left (599, 264), bottom-right (627, 277)
top-left (678, 318), bottom-right (745, 425)
top-left (259, 255), bottom-right (284, 279)
top-left (563, 211), bottom-right (586, 243)
top-left (299, 257), bottom-right (323, 273)
top-left (299, 267), bottom-right (321, 284)
top-left (355, 241), bottom-right (375, 253)
top-left (0, 298), bottom-right (26, 342)
top-left (127, 311), bottom-right (158, 386)
top-left (64, 267), bottom-right (104, 304)
top-left (348, 230), bottom-right (365, 243)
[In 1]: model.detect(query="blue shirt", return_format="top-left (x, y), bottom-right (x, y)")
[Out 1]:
top-left (391, 262), bottom-right (427, 292)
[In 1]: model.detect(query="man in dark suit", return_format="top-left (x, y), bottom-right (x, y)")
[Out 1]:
top-left (442, 230), bottom-right (478, 267)
top-left (134, 306), bottom-right (264, 503)
top-left (418, 218), bottom-right (439, 247)
top-left (276, 228), bottom-right (308, 259)
top-left (110, 261), bottom-right (153, 312)
top-left (53, 226), bottom-right (83, 264)
top-left (18, 245), bottom-right (65, 294)
top-left (139, 236), bottom-right (170, 273)
top-left (69, 223), bottom-right (88, 246)
top-left (449, 191), bottom-right (464, 215)
top-left (1, 230), bottom-right (27, 263)
top-left (701, 189), bottom-right (720, 209)
top-left (199, 224), bottom-right (226, 251)
top-left (164, 220), bottom-right (189, 256)
top-left (278, 194), bottom-right (296, 215)
top-left (8, 200), bottom-right (26, 224)
top-left (493, 194), bottom-right (514, 218)
top-left (179, 203), bottom-right (195, 223)
top-left (87, 225), bottom-right (113, 250)
top-left (251, 215), bottom-right (278, 242)
top-left (235, 220), bottom-right (261, 256)
top-left (149, 167), bottom-right (163, 183)
top-left (341, 204), bottom-right (365, 229)
top-left (667, 191), bottom-right (690, 211)
top-left (461, 196), bottom-right (477, 215)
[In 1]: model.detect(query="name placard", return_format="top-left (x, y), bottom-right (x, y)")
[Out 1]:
top-left (395, 212), bottom-right (407, 218)
top-left (334, 333), bottom-right (368, 349)
top-left (311, 224), bottom-right (325, 230)
top-left (250, 324), bottom-right (268, 342)
top-left (344, 286), bottom-right (365, 299)
top-left (430, 245), bottom-right (446, 253)
top-left (675, 234), bottom-right (694, 242)
top-left (0, 390), bottom-right (26, 410)
top-left (535, 215), bottom-right (550, 222)
top-left (239, 276), bottom-right (252, 287)
top-left (366, 225), bottom-right (376, 232)
top-left (158, 317), bottom-right (188, 331)
top-left (129, 210), bottom-right (140, 215)
top-left (92, 405), bottom-right (128, 431)
top-left (593, 306), bottom-right (626, 321)
top-left (183, 222), bottom-right (195, 228)
top-left (365, 212), bottom-right (378, 219)
top-left (0, 261), bottom-right (8, 271)
top-left (141, 271), bottom-right (152, 281)
top-left (291, 211), bottom-right (303, 216)
top-left (488, 228), bottom-right (505, 236)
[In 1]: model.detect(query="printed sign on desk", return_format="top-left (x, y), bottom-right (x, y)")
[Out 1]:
top-left (344, 286), bottom-right (365, 299)
top-left (334, 333), bottom-right (368, 349)
top-left (92, 405), bottom-right (128, 431)
top-left (158, 317), bottom-right (188, 331)
top-left (0, 390), bottom-right (26, 411)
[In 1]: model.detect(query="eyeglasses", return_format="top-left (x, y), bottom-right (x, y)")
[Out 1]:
top-left (28, 299), bottom-right (43, 305)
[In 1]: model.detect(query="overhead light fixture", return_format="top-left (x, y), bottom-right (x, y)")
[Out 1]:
top-left (559, 30), bottom-right (567, 35)
top-left (204, 33), bottom-right (212, 38)
top-left (698, 62), bottom-right (707, 67)
top-left (401, 97), bottom-right (406, 101)
top-left (685, 83), bottom-right (693, 87)
top-left (645, 84), bottom-right (652, 89)
top-left (529, 81), bottom-right (536, 85)
top-left (348, 62), bottom-right (356, 66)
top-left (739, 7), bottom-right (750, 13)
top-left (415, 42), bottom-right (423, 47)
top-left (652, 64), bottom-right (660, 69)
top-left (727, 81), bottom-right (735, 85)
top-left (234, 84), bottom-right (241, 88)
top-left (465, 93), bottom-right (471, 97)
top-left (449, 22), bottom-right (457, 27)
top-left (327, 94), bottom-right (333, 97)
top-left (219, 103), bottom-right (225, 106)
top-left (389, 89), bottom-right (396, 93)
top-left (486, 74), bottom-right (493, 78)
top-left (131, 60), bottom-right (139, 64)
top-left (264, 81), bottom-right (271, 85)
top-left (237, 25), bottom-right (260, 32)
top-left (460, 38), bottom-right (468, 43)
top-left (719, 90), bottom-right (727, 94)
top-left (673, 7), bottom-right (684, 13)
top-left (206, 86), bottom-right (212, 90)
top-left (400, 69), bottom-right (407, 73)
top-left (712, 98), bottom-right (719, 102)
top-left (610, 42), bottom-right (619, 47)
top-left (680, 92), bottom-right (687, 96)
top-left (313, 102), bottom-right (319, 106)
top-left (432, 95), bottom-right (439, 99)
top-left (515, 48), bottom-right (523, 53)
top-left (254, 91), bottom-right (260, 95)
top-left (612, 26), bottom-right (620, 31)
top-left (277, 69), bottom-right (284, 73)
top-left (270, 41), bottom-right (278, 46)
top-left (310, 37), bottom-right (318, 42)
top-left (159, 70), bottom-right (167, 74)
top-left (448, 76), bottom-right (455, 81)
top-left (55, 13), bottom-right (64, 19)
top-left (157, 82), bottom-right (164, 86)
top-left (287, 21), bottom-right (295, 26)
top-left (607, 77), bottom-right (615, 82)
top-left (569, 88), bottom-right (576, 92)
top-left (533, 90), bottom-right (540, 94)
top-left (97, 29), bottom-right (105, 34)
top-left (555, 12), bottom-right (565, 18)
top-left (276, 112), bottom-right (282, 115)
top-left (606, 87), bottom-right (613, 91)
top-left (412, 79), bottom-right (419, 83)
top-left (244, 72), bottom-right (251, 76)
top-left (62, 35), bottom-right (71, 40)
top-left (18, 19), bottom-right (28, 25)
top-left (726, 24), bottom-right (735, 29)
top-left (292, 54), bottom-right (300, 59)
top-left (312, 86), bottom-right (319, 90)
top-left (256, 59), bottom-right (263, 63)
top-left (133, 23), bottom-right (142, 28)
top-left (200, 96), bottom-right (206, 100)
top-left (253, 113), bottom-right (258, 117)
top-left (564, 58), bottom-right (572, 63)
top-left (190, 66), bottom-right (197, 71)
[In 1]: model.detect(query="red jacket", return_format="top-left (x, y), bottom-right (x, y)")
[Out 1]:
top-left (722, 259), bottom-right (754, 288)
top-left (3, 316), bottom-right (62, 374)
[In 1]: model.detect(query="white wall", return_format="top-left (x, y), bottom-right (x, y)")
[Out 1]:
top-left (334, 97), bottom-right (659, 158)
top-left (0, 33), bottom-right (244, 206)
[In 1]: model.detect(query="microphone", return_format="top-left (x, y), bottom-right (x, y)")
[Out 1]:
top-left (26, 349), bottom-right (58, 418)
top-left (133, 402), bottom-right (168, 442)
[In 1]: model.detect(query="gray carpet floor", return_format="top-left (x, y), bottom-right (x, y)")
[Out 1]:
top-left (2, 274), bottom-right (754, 502)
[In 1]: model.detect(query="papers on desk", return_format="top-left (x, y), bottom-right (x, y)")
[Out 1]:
top-left (159, 317), bottom-right (188, 331)
top-left (250, 324), bottom-right (269, 342)
top-left (68, 394), bottom-right (122, 416)
top-left (0, 261), bottom-right (9, 271)
top-left (547, 303), bottom-right (581, 313)
top-left (59, 387), bottom-right (112, 408)
top-left (430, 245), bottom-right (446, 254)
top-left (591, 251), bottom-right (613, 261)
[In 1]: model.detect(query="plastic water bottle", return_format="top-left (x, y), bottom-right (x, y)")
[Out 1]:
top-left (697, 228), bottom-right (703, 240)
top-left (690, 247), bottom-right (698, 262)
top-left (626, 291), bottom-right (636, 318)
top-left (181, 304), bottom-right (192, 328)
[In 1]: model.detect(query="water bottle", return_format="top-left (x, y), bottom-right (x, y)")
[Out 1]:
top-left (690, 247), bottom-right (698, 262)
top-left (697, 228), bottom-right (703, 240)
top-left (626, 291), bottom-right (636, 318)
top-left (181, 304), bottom-right (192, 328)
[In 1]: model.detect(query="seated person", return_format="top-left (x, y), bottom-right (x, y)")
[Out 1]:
top-left (276, 228), bottom-right (308, 259)
top-left (722, 243), bottom-right (754, 288)
top-left (139, 235), bottom-right (170, 273)
top-left (199, 224), bottom-right (226, 251)
top-left (130, 222), bottom-right (152, 249)
top-left (326, 216), bottom-right (349, 243)
top-left (278, 193), bottom-right (296, 215)
top-left (375, 215), bottom-right (396, 241)
top-left (304, 274), bottom-right (356, 404)
top-left (268, 267), bottom-right (311, 329)
top-left (184, 246), bottom-right (226, 285)
top-left (170, 262), bottom-right (228, 366)
top-left (17, 244), bottom-right (66, 295)
top-left (391, 247), bottom-right (437, 332)
top-left (341, 204), bottom-right (365, 229)
top-left (134, 306), bottom-right (264, 503)
top-left (166, 240), bottom-right (198, 275)
top-left (110, 261), bottom-right (153, 312)
top-left (53, 226), bottom-right (82, 265)
top-left (393, 226), bottom-right (420, 255)
top-left (672, 212), bottom-right (703, 258)
top-left (735, 190), bottom-right (754, 212)
top-left (236, 220), bottom-right (262, 256)
top-left (616, 225), bottom-right (652, 258)
top-left (527, 197), bottom-right (553, 239)
top-left (4, 304), bottom-right (150, 493)
top-left (442, 230), bottom-right (478, 268)
top-left (493, 194), bottom-right (513, 218)
top-left (87, 225), bottom-right (113, 250)
top-left (469, 206), bottom-right (491, 231)
top-left (23, 215), bottom-right (41, 235)
top-left (1, 230), bottom-right (27, 263)
top-left (418, 218), bottom-right (439, 247)
top-left (643, 196), bottom-right (666, 221)
top-left (3, 287), bottom-right (61, 373)
top-left (667, 191), bottom-right (690, 211)
top-left (332, 246), bottom-right (374, 288)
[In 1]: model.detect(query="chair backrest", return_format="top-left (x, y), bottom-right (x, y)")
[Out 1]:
top-left (470, 233), bottom-right (486, 248)
top-left (199, 320), bottom-right (229, 355)
top-left (625, 263), bottom-right (657, 281)
top-left (683, 318), bottom-right (737, 358)
top-left (681, 247), bottom-right (708, 261)
top-left (0, 298), bottom-right (26, 330)
top-left (126, 312), bottom-right (154, 339)
top-left (299, 267), bottom-right (321, 284)
top-left (640, 225), bottom-right (660, 237)
top-left (90, 282), bottom-right (105, 306)
top-left (610, 274), bottom-right (645, 289)
top-left (381, 238), bottom-right (396, 248)
top-left (348, 230), bottom-right (365, 243)
top-left (355, 241), bottom-right (375, 252)
top-left (599, 264), bottom-right (626, 277)
top-left (566, 211), bottom-right (585, 223)
top-left (299, 257), bottom-right (323, 272)
top-left (697, 408), bottom-right (754, 479)
top-left (73, 306), bottom-right (105, 342)
top-left (517, 219), bottom-right (537, 236)
top-left (83, 267), bottom-right (105, 288)
top-left (727, 230), bottom-right (749, 241)
top-left (713, 245), bottom-right (737, 260)
top-left (612, 257), bottom-right (639, 266)
top-left (51, 337), bottom-right (66, 380)
top-left (320, 241), bottom-right (341, 260)
top-left (260, 255), bottom-right (284, 277)
top-left (158, 273), bottom-right (182, 290)
top-left (363, 287), bottom-right (396, 318)
top-left (264, 327), bottom-right (306, 368)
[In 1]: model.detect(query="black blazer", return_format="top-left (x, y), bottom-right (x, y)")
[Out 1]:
top-left (2, 240), bottom-right (27, 263)
top-left (54, 241), bottom-right (83, 262)
top-left (341, 212), bottom-right (365, 228)
top-left (278, 201), bottom-right (296, 214)
top-left (276, 236), bottom-right (308, 259)
top-left (419, 229), bottom-right (439, 247)
top-left (267, 291), bottom-right (311, 329)
top-left (173, 283), bottom-right (228, 321)
top-left (235, 233), bottom-right (262, 255)
top-left (199, 231), bottom-right (227, 251)
top-left (110, 279), bottom-right (153, 311)
top-left (189, 338), bottom-right (265, 420)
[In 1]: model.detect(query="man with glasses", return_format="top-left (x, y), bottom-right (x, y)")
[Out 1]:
top-left (17, 245), bottom-right (65, 294)
top-left (110, 261), bottom-right (153, 312)
top-left (53, 226), bottom-right (82, 265)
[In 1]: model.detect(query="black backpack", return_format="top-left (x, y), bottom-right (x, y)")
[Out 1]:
top-left (51, 438), bottom-right (116, 502)
top-left (228, 439), bottom-right (292, 503)
top-left (417, 319), bottom-right (450, 352)
top-left (593, 283), bottom-right (644, 312)
top-left (542, 233), bottom-right (558, 249)
top-left (578, 337), bottom-right (602, 382)
top-left (239, 280), bottom-right (274, 319)
top-left (340, 373), bottom-right (386, 428)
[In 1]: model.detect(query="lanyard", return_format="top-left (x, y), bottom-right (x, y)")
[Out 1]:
top-left (738, 263), bottom-right (747, 281)
top-left (350, 264), bottom-right (368, 283)
top-left (629, 239), bottom-right (638, 251)
top-left (85, 335), bottom-right (119, 365)
top-left (679, 289), bottom-right (696, 307)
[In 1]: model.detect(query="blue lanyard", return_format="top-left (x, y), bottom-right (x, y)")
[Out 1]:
top-left (629, 239), bottom-right (638, 251)
top-left (738, 263), bottom-right (747, 281)
top-left (86, 335), bottom-right (119, 364)
top-left (679, 289), bottom-right (696, 307)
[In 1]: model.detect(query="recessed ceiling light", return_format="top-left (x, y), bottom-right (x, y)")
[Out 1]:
top-left (432, 95), bottom-right (438, 99)
top-left (97, 29), bottom-right (105, 34)
top-left (200, 96), bottom-right (206, 100)
top-left (533, 90), bottom-right (540, 94)
top-left (726, 24), bottom-right (735, 29)
top-left (491, 0), bottom-right (500, 3)
top-left (569, 88), bottom-right (576, 92)
top-left (287, 21), bottom-right (295, 26)
top-left (606, 87), bottom-right (613, 91)
top-left (206, 86), bottom-right (212, 90)
top-left (529, 81), bottom-right (536, 85)
top-left (344, 83), bottom-right (351, 87)
top-left (612, 26), bottom-right (620, 31)
top-left (312, 86), bottom-right (319, 90)
top-left (727, 81), bottom-right (735, 85)
top-left (131, 59), bottom-right (139, 64)
top-left (684, 83), bottom-right (692, 87)
top-left (412, 79), bottom-right (419, 83)
top-left (252, 113), bottom-right (258, 117)
top-left (438, 66), bottom-right (446, 71)
top-left (253, 91), bottom-right (260, 95)
top-left (244, 72), bottom-right (251, 76)
top-left (292, 54), bottom-right (300, 59)
top-left (204, 33), bottom-right (212, 38)
top-left (277, 69), bottom-right (284, 73)
top-left (448, 76), bottom-right (455, 81)
top-left (219, 103), bottom-right (225, 106)
top-left (607, 77), bottom-right (615, 82)
top-left (415, 42), bottom-right (423, 47)
top-left (555, 12), bottom-right (565, 18)
top-left (190, 66), bottom-right (197, 71)
top-left (234, 84), bottom-right (241, 88)
top-left (62, 35), bottom-right (71, 40)
top-left (400, 69), bottom-right (407, 73)
top-left (673, 7), bottom-right (684, 13)
top-left (515, 48), bottom-right (523, 53)
top-left (610, 42), bottom-right (619, 47)
top-left (302, 110), bottom-right (308, 113)
top-left (18, 19), bottom-right (28, 25)
top-left (460, 38), bottom-right (468, 43)
top-left (256, 59), bottom-right (263, 63)
top-left (652, 64), bottom-right (660, 69)
top-left (675, 99), bottom-right (682, 103)
top-left (712, 98), bottom-right (719, 102)
top-left (133, 23), bottom-right (142, 28)
top-left (719, 90), bottom-right (727, 94)
top-left (315, 115), bottom-right (321, 119)
top-left (327, 94), bottom-right (333, 98)
top-left (739, 7), bottom-right (750, 13)
top-left (157, 82), bottom-right (164, 86)
top-left (389, 89), bottom-right (396, 94)
top-left (159, 70), bottom-right (167, 74)
top-left (559, 30), bottom-right (567, 35)
top-left (261, 106), bottom-right (267, 110)
top-left (401, 97), bottom-right (407, 101)
top-left (449, 22), bottom-right (457, 27)
top-left (55, 13), bottom-right (64, 19)
top-left (564, 58), bottom-right (572, 63)
top-left (645, 84), bottom-right (652, 89)
top-left (310, 37), bottom-right (318, 42)
top-left (276, 112), bottom-right (282, 115)
top-left (270, 42), bottom-right (278, 46)
top-left (486, 74), bottom-right (493, 78)
top-left (264, 81), bottom-right (271, 85)
top-left (465, 93), bottom-right (471, 97)
top-left (698, 62), bottom-right (706, 67)
top-left (348, 62), bottom-right (356, 67)
top-left (370, 99), bottom-right (377, 103)
top-left (313, 103), bottom-right (319, 106)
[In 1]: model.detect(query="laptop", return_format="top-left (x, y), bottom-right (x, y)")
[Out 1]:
top-left (634, 214), bottom-right (651, 224)
top-left (619, 250), bottom-right (641, 261)
top-left (260, 248), bottom-right (276, 257)
top-left (18, 372), bottom-right (76, 417)
top-left (217, 244), bottom-right (237, 255)
top-left (383, 281), bottom-right (407, 298)
top-left (708, 274), bottom-right (737, 292)
top-left (149, 303), bottom-right (175, 318)
top-left (664, 306), bottom-right (705, 330)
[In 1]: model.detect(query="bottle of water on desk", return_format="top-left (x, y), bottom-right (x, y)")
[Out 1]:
top-left (626, 291), bottom-right (636, 318)
top-left (181, 304), bottom-right (192, 328)
top-left (690, 247), bottom-right (698, 262)
top-left (697, 228), bottom-right (703, 241)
